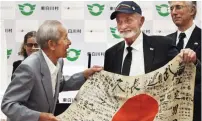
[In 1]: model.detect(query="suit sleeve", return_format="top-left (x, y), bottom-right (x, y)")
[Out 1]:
top-left (59, 59), bottom-right (86, 92)
top-left (195, 59), bottom-right (201, 85)
top-left (60, 73), bottom-right (86, 92)
top-left (104, 49), bottom-right (111, 71)
top-left (167, 39), bottom-right (179, 61)
top-left (1, 64), bottom-right (40, 121)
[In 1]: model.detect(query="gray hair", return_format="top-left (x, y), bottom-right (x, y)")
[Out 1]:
top-left (168, 1), bottom-right (197, 19)
top-left (188, 1), bottom-right (197, 19)
top-left (36, 20), bottom-right (62, 49)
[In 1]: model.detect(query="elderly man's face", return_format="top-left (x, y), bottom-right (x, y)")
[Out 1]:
top-left (116, 13), bottom-right (144, 39)
top-left (169, 1), bottom-right (195, 27)
top-left (54, 25), bottom-right (71, 58)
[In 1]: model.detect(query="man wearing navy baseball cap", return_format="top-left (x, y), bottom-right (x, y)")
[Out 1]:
top-left (104, 1), bottom-right (198, 85)
top-left (110, 1), bottom-right (142, 20)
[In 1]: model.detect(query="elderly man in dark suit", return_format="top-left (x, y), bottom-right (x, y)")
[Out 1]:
top-left (104, 1), bottom-right (198, 76)
top-left (167, 1), bottom-right (201, 121)
top-left (1, 20), bottom-right (102, 121)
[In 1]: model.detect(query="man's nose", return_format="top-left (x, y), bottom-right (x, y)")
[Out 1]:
top-left (68, 41), bottom-right (71, 45)
top-left (119, 23), bottom-right (127, 30)
top-left (67, 39), bottom-right (71, 46)
top-left (32, 45), bottom-right (35, 49)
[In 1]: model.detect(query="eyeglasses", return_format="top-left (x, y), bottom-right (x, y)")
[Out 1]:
top-left (170, 5), bottom-right (186, 11)
top-left (26, 43), bottom-right (39, 48)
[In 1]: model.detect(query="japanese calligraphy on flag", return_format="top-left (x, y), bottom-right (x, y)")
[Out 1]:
top-left (57, 55), bottom-right (196, 121)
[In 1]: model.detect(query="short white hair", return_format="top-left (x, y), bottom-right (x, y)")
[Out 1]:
top-left (36, 20), bottom-right (62, 49)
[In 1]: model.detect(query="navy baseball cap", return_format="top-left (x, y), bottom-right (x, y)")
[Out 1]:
top-left (110, 1), bottom-right (142, 20)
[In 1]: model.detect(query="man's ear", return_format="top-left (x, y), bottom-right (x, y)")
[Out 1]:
top-left (47, 40), bottom-right (56, 51)
top-left (140, 16), bottom-right (145, 27)
top-left (190, 6), bottom-right (196, 16)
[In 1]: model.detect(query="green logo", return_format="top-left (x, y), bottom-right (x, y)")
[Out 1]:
top-left (18, 3), bottom-right (36, 16)
top-left (156, 4), bottom-right (170, 17)
top-left (7, 49), bottom-right (12, 59)
top-left (110, 27), bottom-right (121, 39)
top-left (66, 49), bottom-right (81, 61)
top-left (87, 3), bottom-right (104, 16)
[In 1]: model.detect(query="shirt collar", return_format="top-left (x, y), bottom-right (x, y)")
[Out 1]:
top-left (42, 50), bottom-right (60, 75)
top-left (177, 23), bottom-right (195, 40)
top-left (124, 32), bottom-right (143, 51)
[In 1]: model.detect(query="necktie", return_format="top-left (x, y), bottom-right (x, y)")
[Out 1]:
top-left (177, 33), bottom-right (186, 51)
top-left (122, 47), bottom-right (132, 76)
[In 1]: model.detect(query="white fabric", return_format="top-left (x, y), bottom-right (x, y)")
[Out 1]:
top-left (177, 23), bottom-right (196, 48)
top-left (42, 50), bottom-right (60, 96)
top-left (122, 32), bottom-right (145, 76)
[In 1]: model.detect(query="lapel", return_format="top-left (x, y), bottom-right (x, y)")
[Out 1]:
top-left (170, 31), bottom-right (178, 45)
top-left (114, 41), bottom-right (125, 74)
top-left (55, 71), bottom-right (61, 96)
top-left (171, 26), bottom-right (201, 51)
top-left (143, 33), bottom-right (155, 73)
top-left (38, 50), bottom-right (54, 112)
top-left (51, 72), bottom-right (61, 113)
top-left (185, 26), bottom-right (201, 50)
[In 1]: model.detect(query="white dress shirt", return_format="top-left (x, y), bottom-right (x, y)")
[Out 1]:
top-left (122, 32), bottom-right (145, 76)
top-left (42, 50), bottom-right (60, 97)
top-left (176, 23), bottom-right (196, 48)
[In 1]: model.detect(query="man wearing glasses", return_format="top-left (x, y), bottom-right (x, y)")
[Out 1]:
top-left (167, 1), bottom-right (201, 121)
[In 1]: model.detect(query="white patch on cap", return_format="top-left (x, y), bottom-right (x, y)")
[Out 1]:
top-left (132, 6), bottom-right (135, 10)
top-left (121, 4), bottom-right (131, 8)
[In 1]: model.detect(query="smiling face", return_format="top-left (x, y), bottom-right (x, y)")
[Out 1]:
top-left (116, 13), bottom-right (144, 45)
top-left (53, 25), bottom-right (71, 58)
top-left (169, 1), bottom-right (195, 30)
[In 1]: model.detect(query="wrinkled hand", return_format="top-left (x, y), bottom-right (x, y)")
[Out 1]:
top-left (179, 48), bottom-right (197, 63)
top-left (83, 65), bottom-right (103, 79)
top-left (39, 112), bottom-right (60, 121)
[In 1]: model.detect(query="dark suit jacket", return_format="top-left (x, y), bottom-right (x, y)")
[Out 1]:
top-left (104, 33), bottom-right (179, 74)
top-left (12, 60), bottom-right (22, 74)
top-left (167, 26), bottom-right (201, 121)
top-left (167, 26), bottom-right (201, 61)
